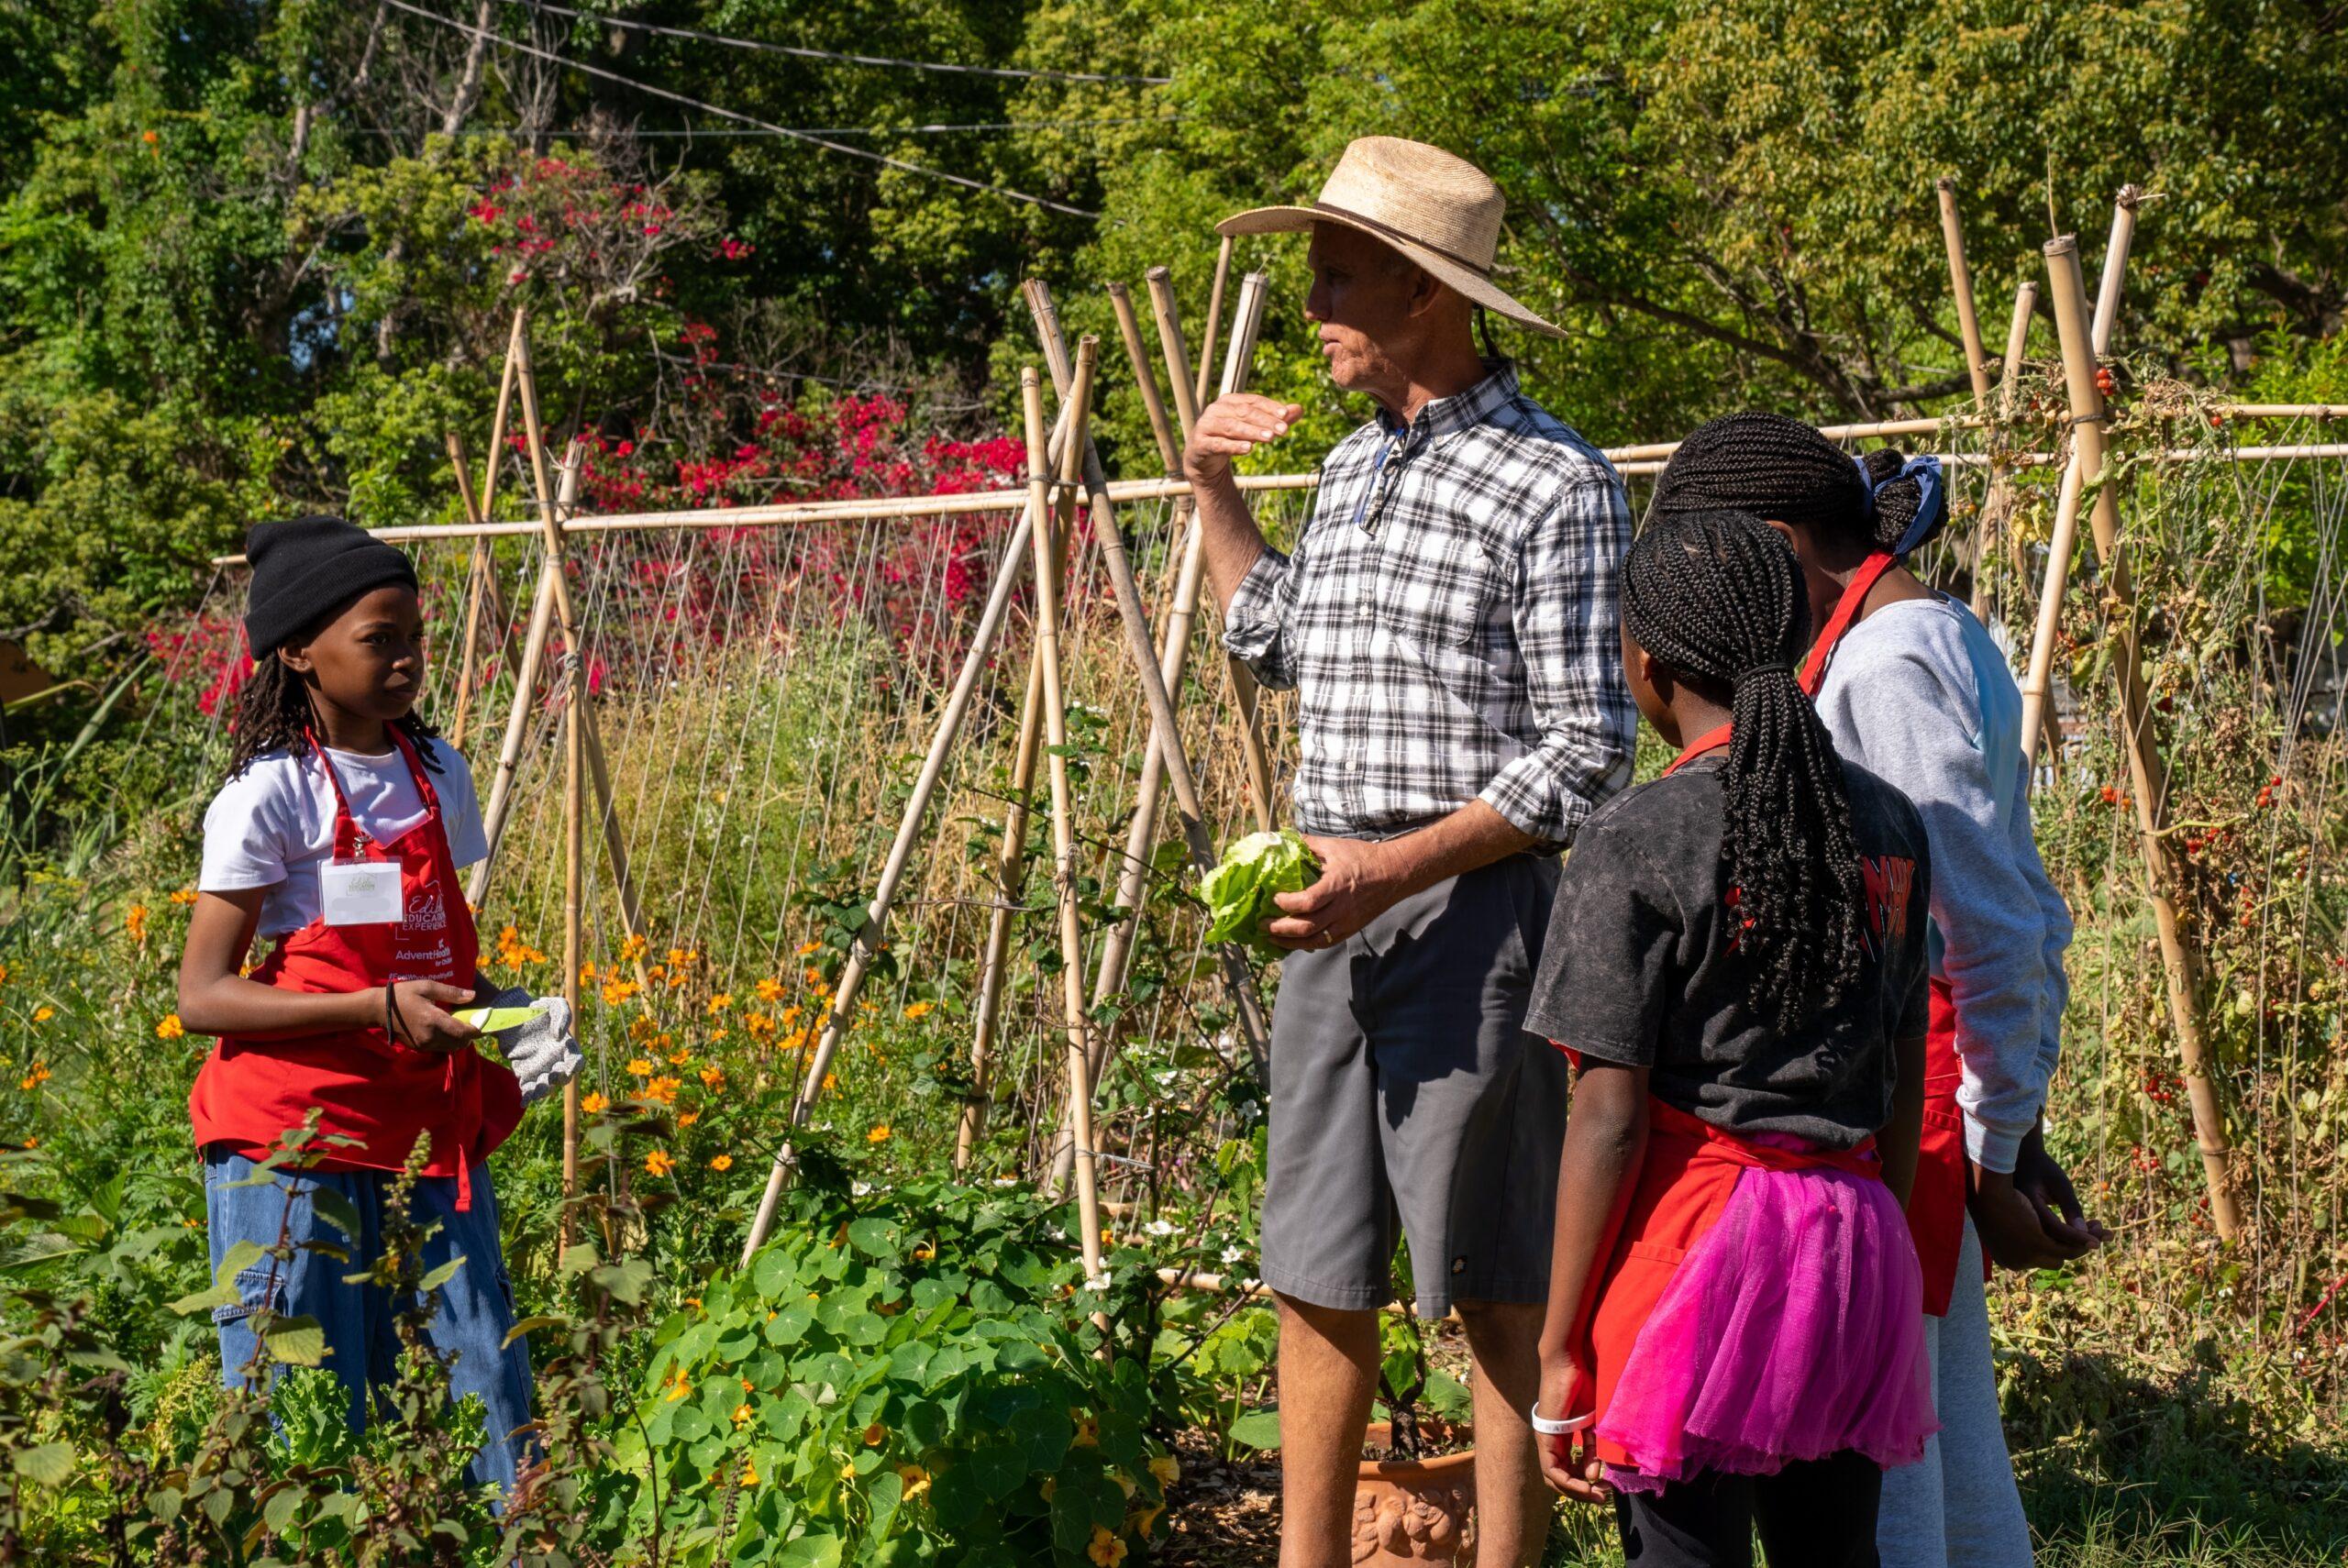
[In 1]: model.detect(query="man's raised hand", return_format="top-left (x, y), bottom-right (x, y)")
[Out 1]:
top-left (1181, 394), bottom-right (1305, 483)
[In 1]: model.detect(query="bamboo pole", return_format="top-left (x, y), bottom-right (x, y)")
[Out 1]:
top-left (561, 685), bottom-right (584, 1220)
top-left (1024, 285), bottom-right (1273, 1199)
top-left (1195, 233), bottom-right (1235, 414)
top-left (1024, 359), bottom-right (1108, 1294)
top-left (1195, 271), bottom-right (1278, 831)
top-left (952, 649), bottom-right (1048, 1171)
top-left (468, 551), bottom-right (557, 908)
top-left (2041, 234), bottom-right (2241, 1241)
top-left (1936, 179), bottom-right (1998, 615)
top-left (1937, 179), bottom-right (1996, 409)
top-left (445, 434), bottom-right (517, 747)
top-left (1987, 282), bottom-right (2039, 602)
top-left (2092, 186), bottom-right (2144, 357)
top-left (738, 404), bottom-right (1094, 1264)
top-left (1087, 281), bottom-right (1210, 1015)
top-left (449, 312), bottom-right (525, 745)
top-left (1023, 291), bottom-right (1280, 1031)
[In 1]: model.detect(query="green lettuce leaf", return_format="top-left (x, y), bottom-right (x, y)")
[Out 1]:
top-left (1200, 829), bottom-right (1319, 955)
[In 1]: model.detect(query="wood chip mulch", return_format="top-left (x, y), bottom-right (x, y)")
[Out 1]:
top-left (1155, 1426), bottom-right (1283, 1566)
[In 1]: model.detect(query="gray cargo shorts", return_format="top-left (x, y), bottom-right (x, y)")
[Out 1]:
top-left (1258, 852), bottom-right (1567, 1320)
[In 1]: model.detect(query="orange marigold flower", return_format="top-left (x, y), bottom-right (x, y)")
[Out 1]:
top-left (626, 1057), bottom-right (654, 1077)
top-left (156, 1013), bottom-right (185, 1040)
top-left (678, 1110), bottom-right (701, 1127)
top-left (707, 992), bottom-right (733, 1013)
top-left (18, 1062), bottom-right (50, 1091)
top-left (643, 1076), bottom-right (681, 1107)
top-left (125, 904), bottom-right (150, 942)
top-left (803, 966), bottom-right (824, 986)
top-left (169, 888), bottom-right (198, 905)
top-left (796, 941), bottom-right (821, 956)
top-left (902, 1000), bottom-right (934, 1021)
top-left (32, 1007), bottom-right (53, 1024)
top-left (867, 1125), bottom-right (892, 1144)
top-left (581, 1092), bottom-right (609, 1115)
top-left (643, 1149), bottom-right (675, 1176)
top-left (699, 1065), bottom-right (724, 1088)
top-left (755, 978), bottom-right (785, 1002)
top-left (709, 1154), bottom-right (733, 1171)
top-left (621, 933), bottom-right (649, 960)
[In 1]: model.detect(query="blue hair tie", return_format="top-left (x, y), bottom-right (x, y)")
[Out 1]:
top-left (1853, 453), bottom-right (1946, 556)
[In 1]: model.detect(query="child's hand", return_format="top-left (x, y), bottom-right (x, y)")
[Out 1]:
top-left (1533, 1356), bottom-right (1609, 1502)
top-left (388, 981), bottom-right (481, 1053)
top-left (1969, 1162), bottom-right (2099, 1270)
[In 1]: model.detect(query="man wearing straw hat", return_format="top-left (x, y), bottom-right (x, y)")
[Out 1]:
top-left (1183, 136), bottom-right (1634, 1564)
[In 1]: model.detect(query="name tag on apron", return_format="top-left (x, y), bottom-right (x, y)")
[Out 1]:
top-left (319, 860), bottom-right (404, 926)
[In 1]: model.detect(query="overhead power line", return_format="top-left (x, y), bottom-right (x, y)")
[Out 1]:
top-left (523, 116), bottom-right (1184, 139)
top-left (382, 0), bottom-right (1103, 218)
top-left (504, 0), bottom-right (1171, 85)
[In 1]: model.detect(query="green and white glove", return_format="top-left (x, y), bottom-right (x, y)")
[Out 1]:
top-left (462, 988), bottom-right (584, 1107)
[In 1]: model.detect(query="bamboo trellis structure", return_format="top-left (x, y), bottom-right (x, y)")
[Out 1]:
top-left (185, 187), bottom-right (2348, 1278)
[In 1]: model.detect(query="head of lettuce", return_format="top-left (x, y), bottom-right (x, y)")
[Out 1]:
top-left (1200, 829), bottom-right (1321, 955)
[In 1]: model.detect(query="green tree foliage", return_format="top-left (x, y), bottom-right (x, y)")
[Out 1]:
top-left (2, 0), bottom-right (2343, 702)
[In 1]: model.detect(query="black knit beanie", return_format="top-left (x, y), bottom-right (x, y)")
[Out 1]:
top-left (243, 515), bottom-right (419, 657)
top-left (1652, 412), bottom-right (1928, 554)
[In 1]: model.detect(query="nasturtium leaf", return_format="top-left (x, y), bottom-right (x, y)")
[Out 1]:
top-left (1226, 1408), bottom-right (1284, 1449)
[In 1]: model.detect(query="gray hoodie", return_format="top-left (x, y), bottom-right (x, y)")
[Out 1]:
top-left (1814, 594), bottom-right (2073, 1174)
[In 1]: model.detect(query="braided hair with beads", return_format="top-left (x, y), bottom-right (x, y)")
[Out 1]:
top-left (1648, 410), bottom-right (1943, 556)
top-left (1623, 509), bottom-right (1865, 1038)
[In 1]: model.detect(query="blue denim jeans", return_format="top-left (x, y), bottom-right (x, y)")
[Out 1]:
top-left (203, 1147), bottom-right (536, 1499)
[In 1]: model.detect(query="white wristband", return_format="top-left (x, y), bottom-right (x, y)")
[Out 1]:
top-left (1529, 1404), bottom-right (1592, 1438)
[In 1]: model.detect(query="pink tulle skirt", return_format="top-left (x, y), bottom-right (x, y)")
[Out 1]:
top-left (1599, 1160), bottom-right (1938, 1494)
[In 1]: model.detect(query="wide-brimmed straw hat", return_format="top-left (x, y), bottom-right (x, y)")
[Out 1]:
top-left (1218, 136), bottom-right (1563, 338)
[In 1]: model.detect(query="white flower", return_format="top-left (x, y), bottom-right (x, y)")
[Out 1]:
top-left (851, 1181), bottom-right (872, 1197)
top-left (1145, 1219), bottom-right (1175, 1238)
top-left (1087, 1271), bottom-right (1113, 1291)
top-left (1047, 1224), bottom-right (1068, 1242)
top-left (1221, 1246), bottom-right (1245, 1266)
top-left (993, 1176), bottom-right (1019, 1187)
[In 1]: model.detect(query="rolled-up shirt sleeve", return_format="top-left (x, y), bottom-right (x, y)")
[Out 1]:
top-left (1220, 544), bottom-right (1301, 690)
top-left (1477, 477), bottom-right (1638, 847)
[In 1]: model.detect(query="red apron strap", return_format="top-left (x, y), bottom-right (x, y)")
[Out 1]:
top-left (1663, 722), bottom-right (1733, 777)
top-left (302, 729), bottom-right (371, 861)
top-left (1798, 551), bottom-right (1899, 698)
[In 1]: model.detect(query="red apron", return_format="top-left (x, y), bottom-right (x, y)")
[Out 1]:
top-left (188, 729), bottom-right (520, 1210)
top-left (1582, 1100), bottom-right (1885, 1472)
top-left (1800, 551), bottom-right (1971, 1316)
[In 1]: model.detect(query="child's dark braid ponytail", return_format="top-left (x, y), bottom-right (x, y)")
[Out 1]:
top-left (1623, 510), bottom-right (1866, 1037)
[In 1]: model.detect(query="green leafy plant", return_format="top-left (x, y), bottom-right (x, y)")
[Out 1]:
top-left (627, 1178), bottom-right (1175, 1565)
top-left (1198, 830), bottom-right (1318, 956)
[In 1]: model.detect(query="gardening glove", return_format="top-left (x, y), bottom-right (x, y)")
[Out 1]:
top-left (475, 986), bottom-right (583, 1107)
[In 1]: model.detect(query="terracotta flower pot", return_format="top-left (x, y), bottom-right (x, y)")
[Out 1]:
top-left (1350, 1420), bottom-right (1477, 1565)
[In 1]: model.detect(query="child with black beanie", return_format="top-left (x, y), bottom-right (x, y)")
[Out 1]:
top-left (174, 515), bottom-right (580, 1501)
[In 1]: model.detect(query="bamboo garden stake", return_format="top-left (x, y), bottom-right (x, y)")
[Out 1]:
top-left (2040, 236), bottom-right (2241, 1241)
top-left (449, 310), bottom-right (525, 746)
top-left (1194, 234), bottom-right (1235, 413)
top-left (1086, 280), bottom-right (1212, 1016)
top-left (1024, 360), bottom-right (1108, 1294)
top-left (739, 403), bottom-right (1088, 1263)
top-left (1020, 286), bottom-right (1276, 1078)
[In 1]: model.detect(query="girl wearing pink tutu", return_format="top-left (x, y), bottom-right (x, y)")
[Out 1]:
top-left (1528, 508), bottom-right (1937, 1564)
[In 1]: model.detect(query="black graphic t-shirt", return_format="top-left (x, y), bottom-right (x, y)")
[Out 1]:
top-left (1525, 756), bottom-right (1933, 1148)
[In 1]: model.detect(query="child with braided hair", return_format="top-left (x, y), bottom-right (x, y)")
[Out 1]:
top-left (176, 517), bottom-right (581, 1500)
top-left (1530, 509), bottom-right (1936, 1564)
top-left (1651, 414), bottom-right (2103, 1568)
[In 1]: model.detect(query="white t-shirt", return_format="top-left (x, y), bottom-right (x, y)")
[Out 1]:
top-left (200, 737), bottom-right (488, 938)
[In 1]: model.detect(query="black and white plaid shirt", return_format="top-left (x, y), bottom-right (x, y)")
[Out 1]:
top-left (1224, 362), bottom-right (1635, 848)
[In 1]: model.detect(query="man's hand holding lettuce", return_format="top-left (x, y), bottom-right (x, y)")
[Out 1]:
top-left (1201, 829), bottom-right (1321, 956)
